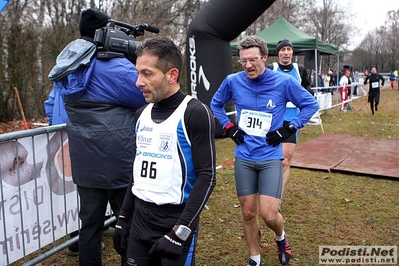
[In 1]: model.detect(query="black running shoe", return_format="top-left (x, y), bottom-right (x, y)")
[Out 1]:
top-left (276, 236), bottom-right (291, 265)
top-left (246, 259), bottom-right (261, 266)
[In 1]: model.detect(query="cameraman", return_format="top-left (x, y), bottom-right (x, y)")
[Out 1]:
top-left (48, 8), bottom-right (146, 266)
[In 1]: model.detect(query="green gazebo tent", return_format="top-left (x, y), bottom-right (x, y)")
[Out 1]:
top-left (230, 17), bottom-right (339, 56)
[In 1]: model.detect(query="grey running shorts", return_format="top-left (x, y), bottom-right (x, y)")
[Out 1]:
top-left (234, 157), bottom-right (283, 199)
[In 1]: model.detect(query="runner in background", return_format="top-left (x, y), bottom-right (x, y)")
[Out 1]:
top-left (267, 39), bottom-right (312, 197)
top-left (364, 66), bottom-right (385, 116)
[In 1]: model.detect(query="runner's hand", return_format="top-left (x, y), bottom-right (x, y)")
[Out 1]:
top-left (149, 230), bottom-right (184, 260)
top-left (113, 216), bottom-right (130, 256)
top-left (266, 124), bottom-right (297, 146)
top-left (224, 123), bottom-right (246, 144)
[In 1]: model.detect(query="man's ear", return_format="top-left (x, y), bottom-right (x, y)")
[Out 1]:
top-left (168, 68), bottom-right (179, 84)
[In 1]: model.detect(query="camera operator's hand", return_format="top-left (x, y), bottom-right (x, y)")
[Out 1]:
top-left (266, 123), bottom-right (297, 147)
top-left (149, 230), bottom-right (184, 260)
top-left (113, 215), bottom-right (130, 256)
top-left (224, 123), bottom-right (246, 145)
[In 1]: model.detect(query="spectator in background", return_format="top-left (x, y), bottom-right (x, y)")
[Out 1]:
top-left (353, 71), bottom-right (359, 96)
top-left (394, 69), bottom-right (398, 89)
top-left (44, 88), bottom-right (115, 257)
top-left (333, 69), bottom-right (338, 85)
top-left (390, 70), bottom-right (396, 90)
top-left (48, 8), bottom-right (147, 266)
top-left (44, 88), bottom-right (67, 126)
top-left (327, 70), bottom-right (335, 94)
top-left (364, 66), bottom-right (385, 116)
top-left (357, 72), bottom-right (366, 96)
top-left (44, 89), bottom-right (82, 256)
top-left (363, 69), bottom-right (370, 94)
top-left (339, 69), bottom-right (351, 112)
top-left (310, 69), bottom-right (315, 87)
top-left (323, 71), bottom-right (331, 92)
top-left (317, 71), bottom-right (324, 89)
top-left (349, 71), bottom-right (354, 96)
top-left (331, 69), bottom-right (338, 94)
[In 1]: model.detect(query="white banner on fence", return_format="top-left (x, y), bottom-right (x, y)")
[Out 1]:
top-left (316, 92), bottom-right (332, 110)
top-left (0, 131), bottom-right (79, 265)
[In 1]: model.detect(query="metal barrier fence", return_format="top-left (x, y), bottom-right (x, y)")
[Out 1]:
top-left (311, 82), bottom-right (367, 110)
top-left (0, 125), bottom-right (115, 266)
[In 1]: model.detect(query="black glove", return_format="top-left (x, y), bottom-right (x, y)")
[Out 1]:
top-left (113, 216), bottom-right (130, 256)
top-left (266, 123), bottom-right (297, 147)
top-left (149, 230), bottom-right (184, 260)
top-left (224, 123), bottom-right (246, 145)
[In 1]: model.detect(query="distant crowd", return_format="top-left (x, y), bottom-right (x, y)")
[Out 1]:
top-left (308, 68), bottom-right (367, 96)
top-left (310, 68), bottom-right (399, 91)
top-left (389, 70), bottom-right (399, 90)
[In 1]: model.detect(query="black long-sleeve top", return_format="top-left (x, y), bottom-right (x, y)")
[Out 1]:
top-left (119, 89), bottom-right (216, 229)
top-left (364, 73), bottom-right (385, 91)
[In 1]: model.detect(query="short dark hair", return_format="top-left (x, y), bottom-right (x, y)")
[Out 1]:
top-left (136, 36), bottom-right (182, 81)
top-left (237, 35), bottom-right (268, 56)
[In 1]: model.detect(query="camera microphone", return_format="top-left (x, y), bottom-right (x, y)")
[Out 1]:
top-left (139, 23), bottom-right (160, 34)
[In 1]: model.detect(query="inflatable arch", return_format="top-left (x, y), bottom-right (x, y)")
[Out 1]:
top-left (186, 0), bottom-right (276, 136)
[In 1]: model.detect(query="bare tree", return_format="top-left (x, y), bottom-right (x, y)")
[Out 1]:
top-left (235, 0), bottom-right (304, 38)
top-left (2, 0), bottom-right (396, 122)
top-left (0, 0), bottom-right (43, 121)
top-left (299, 0), bottom-right (353, 72)
top-left (304, 0), bottom-right (353, 47)
top-left (385, 10), bottom-right (399, 71)
top-left (86, 0), bottom-right (203, 56)
top-left (353, 31), bottom-right (383, 72)
top-left (351, 9), bottom-right (399, 73)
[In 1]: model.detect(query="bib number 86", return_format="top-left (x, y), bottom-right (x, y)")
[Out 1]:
top-left (141, 160), bottom-right (157, 179)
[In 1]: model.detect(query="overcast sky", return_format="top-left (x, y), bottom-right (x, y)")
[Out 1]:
top-left (342, 0), bottom-right (399, 48)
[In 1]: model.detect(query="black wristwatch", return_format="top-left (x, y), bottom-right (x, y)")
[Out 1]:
top-left (287, 123), bottom-right (297, 133)
top-left (173, 225), bottom-right (192, 241)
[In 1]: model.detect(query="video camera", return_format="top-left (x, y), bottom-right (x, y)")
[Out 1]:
top-left (94, 19), bottom-right (160, 64)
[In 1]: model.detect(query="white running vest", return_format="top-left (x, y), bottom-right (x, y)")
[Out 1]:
top-left (272, 62), bottom-right (301, 109)
top-left (132, 96), bottom-right (193, 205)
